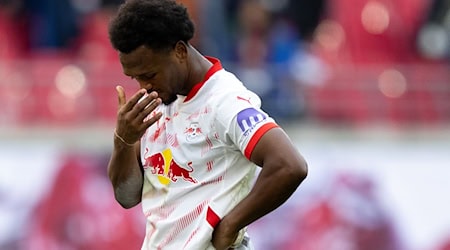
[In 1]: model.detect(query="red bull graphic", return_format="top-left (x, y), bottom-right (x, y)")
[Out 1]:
top-left (144, 148), bottom-right (197, 185)
top-left (168, 161), bottom-right (197, 183)
top-left (144, 152), bottom-right (165, 175)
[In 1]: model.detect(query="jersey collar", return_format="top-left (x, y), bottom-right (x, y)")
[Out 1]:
top-left (184, 56), bottom-right (222, 102)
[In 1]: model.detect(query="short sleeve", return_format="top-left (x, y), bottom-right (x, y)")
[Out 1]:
top-left (215, 90), bottom-right (278, 160)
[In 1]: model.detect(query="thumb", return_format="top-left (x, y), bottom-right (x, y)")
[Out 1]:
top-left (116, 85), bottom-right (126, 109)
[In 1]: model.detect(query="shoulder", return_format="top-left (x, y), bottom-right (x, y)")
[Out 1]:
top-left (210, 70), bottom-right (261, 107)
top-left (211, 69), bottom-right (243, 88)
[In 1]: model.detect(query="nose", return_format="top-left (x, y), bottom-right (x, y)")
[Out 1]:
top-left (137, 80), bottom-right (152, 91)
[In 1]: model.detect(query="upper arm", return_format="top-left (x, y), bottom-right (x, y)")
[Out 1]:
top-left (249, 127), bottom-right (306, 171)
top-left (213, 86), bottom-right (306, 173)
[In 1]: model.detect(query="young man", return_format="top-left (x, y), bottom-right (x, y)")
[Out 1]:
top-left (107, 0), bottom-right (308, 249)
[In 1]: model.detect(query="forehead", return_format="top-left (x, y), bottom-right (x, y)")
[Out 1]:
top-left (119, 46), bottom-right (164, 76)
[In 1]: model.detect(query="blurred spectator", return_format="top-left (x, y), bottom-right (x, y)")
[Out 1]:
top-left (0, 0), bottom-right (27, 59)
top-left (179, 0), bottom-right (201, 47)
top-left (225, 0), bottom-right (310, 120)
top-left (197, 0), bottom-right (233, 61)
top-left (74, 1), bottom-right (120, 64)
top-left (416, 0), bottom-right (450, 60)
top-left (0, 0), bottom-right (32, 125)
top-left (316, 0), bottom-right (429, 64)
top-left (0, 0), bottom-right (449, 126)
top-left (23, 0), bottom-right (80, 50)
top-left (283, 0), bottom-right (327, 42)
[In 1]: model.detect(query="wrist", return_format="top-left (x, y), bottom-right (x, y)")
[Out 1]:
top-left (231, 227), bottom-right (247, 248)
top-left (218, 216), bottom-right (247, 248)
top-left (218, 215), bottom-right (240, 236)
top-left (114, 129), bottom-right (135, 147)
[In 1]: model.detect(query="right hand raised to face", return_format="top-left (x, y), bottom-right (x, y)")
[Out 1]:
top-left (114, 85), bottom-right (163, 145)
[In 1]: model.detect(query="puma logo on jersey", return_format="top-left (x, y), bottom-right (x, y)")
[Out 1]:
top-left (236, 96), bottom-right (251, 105)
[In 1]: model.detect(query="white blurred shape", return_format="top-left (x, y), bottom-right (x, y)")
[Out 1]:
top-left (0, 144), bottom-right (61, 245)
top-left (361, 1), bottom-right (390, 34)
top-left (417, 23), bottom-right (449, 59)
top-left (378, 69), bottom-right (407, 98)
top-left (70, 0), bottom-right (101, 14)
top-left (239, 68), bottom-right (272, 97)
top-left (290, 51), bottom-right (329, 86)
top-left (55, 65), bottom-right (87, 99)
top-left (314, 19), bottom-right (346, 52)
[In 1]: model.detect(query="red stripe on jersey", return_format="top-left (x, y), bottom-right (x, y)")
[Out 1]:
top-left (206, 206), bottom-right (221, 228)
top-left (184, 57), bottom-right (222, 102)
top-left (244, 122), bottom-right (278, 159)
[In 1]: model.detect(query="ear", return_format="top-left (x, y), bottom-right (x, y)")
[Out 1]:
top-left (174, 41), bottom-right (188, 62)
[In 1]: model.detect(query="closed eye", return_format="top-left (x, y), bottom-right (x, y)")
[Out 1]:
top-left (136, 73), bottom-right (156, 81)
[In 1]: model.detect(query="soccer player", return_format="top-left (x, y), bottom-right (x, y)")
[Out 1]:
top-left (107, 0), bottom-right (308, 249)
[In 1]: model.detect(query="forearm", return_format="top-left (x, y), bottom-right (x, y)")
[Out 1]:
top-left (221, 161), bottom-right (306, 233)
top-left (108, 139), bottom-right (143, 208)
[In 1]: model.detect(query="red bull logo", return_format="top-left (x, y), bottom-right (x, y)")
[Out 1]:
top-left (144, 148), bottom-right (197, 185)
top-left (184, 122), bottom-right (203, 142)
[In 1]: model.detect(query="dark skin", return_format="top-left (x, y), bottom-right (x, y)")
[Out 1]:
top-left (107, 42), bottom-right (308, 250)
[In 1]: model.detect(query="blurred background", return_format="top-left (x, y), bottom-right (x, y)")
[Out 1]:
top-left (0, 0), bottom-right (449, 249)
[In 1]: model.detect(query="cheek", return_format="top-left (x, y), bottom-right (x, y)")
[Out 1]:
top-left (167, 66), bottom-right (184, 89)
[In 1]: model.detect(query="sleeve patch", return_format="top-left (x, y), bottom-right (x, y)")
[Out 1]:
top-left (237, 108), bottom-right (267, 135)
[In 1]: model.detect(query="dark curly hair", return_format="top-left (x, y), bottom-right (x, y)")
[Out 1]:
top-left (108, 0), bottom-right (195, 53)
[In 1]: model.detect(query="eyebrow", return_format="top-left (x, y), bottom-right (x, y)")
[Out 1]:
top-left (126, 71), bottom-right (156, 79)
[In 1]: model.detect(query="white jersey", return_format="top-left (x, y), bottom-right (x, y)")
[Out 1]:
top-left (139, 57), bottom-right (278, 250)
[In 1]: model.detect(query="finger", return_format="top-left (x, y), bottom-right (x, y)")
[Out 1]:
top-left (123, 88), bottom-right (147, 112)
top-left (137, 91), bottom-right (158, 108)
top-left (141, 111), bottom-right (163, 130)
top-left (137, 97), bottom-right (162, 121)
top-left (129, 91), bottom-right (158, 116)
top-left (116, 85), bottom-right (126, 109)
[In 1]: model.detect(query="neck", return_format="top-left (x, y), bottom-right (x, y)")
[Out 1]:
top-left (185, 45), bottom-right (213, 91)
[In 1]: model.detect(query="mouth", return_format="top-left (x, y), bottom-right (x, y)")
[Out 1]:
top-left (148, 89), bottom-right (167, 104)
top-left (147, 89), bottom-right (161, 95)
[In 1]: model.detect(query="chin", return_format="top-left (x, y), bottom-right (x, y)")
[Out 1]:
top-left (162, 95), bottom-right (177, 105)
